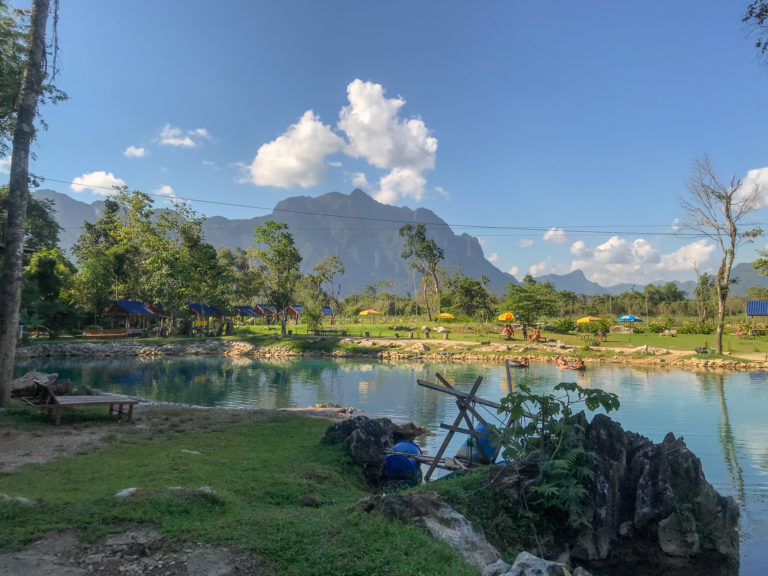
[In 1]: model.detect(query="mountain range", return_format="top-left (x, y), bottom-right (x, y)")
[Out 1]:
top-left (32, 188), bottom-right (768, 298)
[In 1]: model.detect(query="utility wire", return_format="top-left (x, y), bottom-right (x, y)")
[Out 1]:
top-left (36, 176), bottom-right (747, 239)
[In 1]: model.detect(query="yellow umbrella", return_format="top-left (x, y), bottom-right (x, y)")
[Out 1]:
top-left (358, 309), bottom-right (382, 316)
top-left (436, 313), bottom-right (454, 319)
top-left (576, 316), bottom-right (602, 324)
top-left (498, 312), bottom-right (516, 322)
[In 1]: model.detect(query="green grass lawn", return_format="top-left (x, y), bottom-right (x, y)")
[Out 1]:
top-left (0, 410), bottom-right (478, 575)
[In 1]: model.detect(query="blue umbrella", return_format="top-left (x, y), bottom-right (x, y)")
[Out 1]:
top-left (617, 314), bottom-right (642, 322)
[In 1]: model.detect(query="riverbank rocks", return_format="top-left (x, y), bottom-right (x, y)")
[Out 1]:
top-left (486, 412), bottom-right (739, 575)
top-left (357, 491), bottom-right (500, 570)
top-left (322, 416), bottom-right (427, 484)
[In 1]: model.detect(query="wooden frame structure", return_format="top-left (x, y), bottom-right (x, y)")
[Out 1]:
top-left (411, 361), bottom-right (521, 481)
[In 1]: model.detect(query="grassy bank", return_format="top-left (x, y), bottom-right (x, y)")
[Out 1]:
top-left (0, 408), bottom-right (477, 575)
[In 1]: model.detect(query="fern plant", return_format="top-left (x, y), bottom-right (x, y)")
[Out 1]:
top-left (496, 382), bottom-right (620, 528)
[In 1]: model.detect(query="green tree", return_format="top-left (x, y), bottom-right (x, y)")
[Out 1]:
top-left (253, 221), bottom-right (302, 337)
top-left (682, 156), bottom-right (762, 354)
top-left (21, 247), bottom-right (77, 335)
top-left (501, 280), bottom-right (558, 332)
top-left (399, 223), bottom-right (444, 320)
top-left (0, 185), bottom-right (60, 258)
top-left (442, 273), bottom-right (496, 320)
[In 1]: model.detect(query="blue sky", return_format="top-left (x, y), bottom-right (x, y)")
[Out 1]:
top-left (4, 0), bottom-right (768, 286)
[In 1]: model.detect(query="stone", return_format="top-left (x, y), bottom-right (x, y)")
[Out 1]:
top-left (180, 450), bottom-right (202, 455)
top-left (114, 488), bottom-right (140, 498)
top-left (11, 371), bottom-right (57, 392)
top-left (196, 486), bottom-right (216, 495)
top-left (482, 551), bottom-right (578, 576)
top-left (357, 491), bottom-right (500, 570)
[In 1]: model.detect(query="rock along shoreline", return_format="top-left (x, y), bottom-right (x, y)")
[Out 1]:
top-left (14, 338), bottom-right (768, 371)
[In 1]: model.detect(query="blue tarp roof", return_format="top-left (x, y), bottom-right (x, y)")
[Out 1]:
top-left (209, 304), bottom-right (231, 317)
top-left (289, 305), bottom-right (303, 314)
top-left (255, 305), bottom-right (277, 315)
top-left (234, 305), bottom-right (261, 317)
top-left (187, 302), bottom-right (217, 317)
top-left (104, 300), bottom-right (154, 315)
top-left (746, 300), bottom-right (768, 316)
top-left (322, 307), bottom-right (334, 316)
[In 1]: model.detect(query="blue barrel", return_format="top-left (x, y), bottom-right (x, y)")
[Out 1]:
top-left (384, 441), bottom-right (422, 478)
top-left (476, 424), bottom-right (496, 462)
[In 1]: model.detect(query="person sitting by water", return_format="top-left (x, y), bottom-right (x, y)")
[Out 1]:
top-left (528, 328), bottom-right (540, 343)
top-left (572, 358), bottom-right (585, 370)
top-left (502, 324), bottom-right (514, 340)
top-left (734, 326), bottom-right (744, 338)
top-left (556, 355), bottom-right (568, 369)
top-left (520, 356), bottom-right (529, 367)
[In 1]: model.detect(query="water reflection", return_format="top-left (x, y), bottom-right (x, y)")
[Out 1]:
top-left (12, 357), bottom-right (768, 575)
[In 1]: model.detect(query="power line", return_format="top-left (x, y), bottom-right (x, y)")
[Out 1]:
top-left (36, 176), bottom-right (745, 239)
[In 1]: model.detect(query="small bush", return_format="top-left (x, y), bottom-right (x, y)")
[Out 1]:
top-left (677, 321), bottom-right (715, 334)
top-left (551, 318), bottom-right (576, 334)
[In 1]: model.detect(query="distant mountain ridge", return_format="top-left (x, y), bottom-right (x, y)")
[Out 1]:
top-left (33, 188), bottom-right (768, 298)
top-left (34, 188), bottom-right (517, 296)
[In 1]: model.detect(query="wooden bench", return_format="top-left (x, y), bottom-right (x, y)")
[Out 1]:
top-left (22, 383), bottom-right (139, 425)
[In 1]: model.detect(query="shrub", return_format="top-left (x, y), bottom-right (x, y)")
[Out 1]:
top-left (551, 317), bottom-right (577, 334)
top-left (677, 321), bottom-right (715, 334)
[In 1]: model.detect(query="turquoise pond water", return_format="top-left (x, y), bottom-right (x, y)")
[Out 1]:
top-left (13, 357), bottom-right (768, 575)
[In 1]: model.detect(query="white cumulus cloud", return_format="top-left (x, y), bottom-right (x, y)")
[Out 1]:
top-left (124, 146), bottom-right (146, 158)
top-left (154, 185), bottom-right (175, 198)
top-left (338, 79), bottom-right (437, 205)
top-left (71, 171), bottom-right (126, 195)
top-left (159, 124), bottom-right (212, 148)
top-left (529, 258), bottom-right (567, 277)
top-left (518, 239), bottom-right (534, 248)
top-left (351, 172), bottom-right (369, 188)
top-left (569, 235), bottom-right (716, 285)
top-left (338, 79), bottom-right (437, 172)
top-left (543, 227), bottom-right (569, 244)
top-left (508, 266), bottom-right (519, 277)
top-left (487, 253), bottom-right (499, 263)
top-left (247, 110), bottom-right (344, 189)
top-left (375, 167), bottom-right (425, 205)
top-left (742, 167), bottom-right (768, 208)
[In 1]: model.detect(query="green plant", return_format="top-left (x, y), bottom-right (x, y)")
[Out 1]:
top-left (550, 317), bottom-right (576, 334)
top-left (495, 383), bottom-right (620, 528)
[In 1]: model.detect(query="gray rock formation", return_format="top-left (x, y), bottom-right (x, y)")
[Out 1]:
top-left (491, 412), bottom-right (739, 575)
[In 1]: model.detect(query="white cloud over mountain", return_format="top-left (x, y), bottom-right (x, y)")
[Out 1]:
top-left (71, 171), bottom-right (126, 195)
top-left (245, 79), bottom-right (437, 205)
top-left (248, 111), bottom-right (344, 188)
top-left (529, 236), bottom-right (716, 285)
top-left (518, 239), bottom-right (534, 248)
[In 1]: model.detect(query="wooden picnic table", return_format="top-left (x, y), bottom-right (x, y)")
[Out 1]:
top-left (23, 383), bottom-right (139, 425)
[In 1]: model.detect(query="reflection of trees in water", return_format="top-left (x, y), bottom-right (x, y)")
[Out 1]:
top-left (699, 372), bottom-right (746, 507)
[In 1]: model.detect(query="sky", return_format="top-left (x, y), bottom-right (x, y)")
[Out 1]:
top-left (3, 0), bottom-right (768, 287)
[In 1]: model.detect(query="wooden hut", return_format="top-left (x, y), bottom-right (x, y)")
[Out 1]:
top-left (101, 300), bottom-right (155, 335)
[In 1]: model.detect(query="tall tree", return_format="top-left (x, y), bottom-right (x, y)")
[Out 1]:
top-left (253, 221), bottom-right (302, 337)
top-left (0, 0), bottom-right (51, 406)
top-left (501, 281), bottom-right (558, 332)
top-left (681, 156), bottom-right (762, 354)
top-left (399, 223), bottom-right (444, 320)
